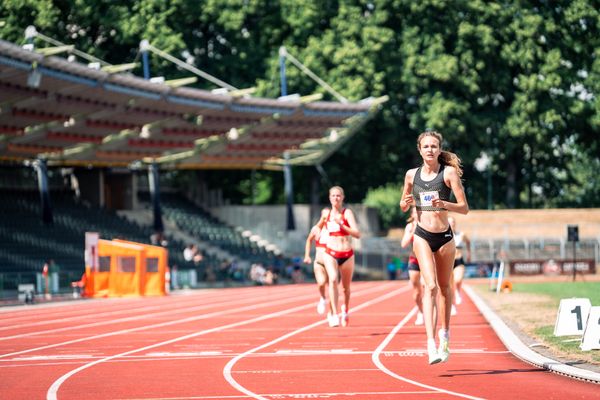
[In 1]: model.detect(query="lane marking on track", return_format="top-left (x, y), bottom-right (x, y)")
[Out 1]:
top-left (5, 354), bottom-right (96, 361)
top-left (223, 284), bottom-right (412, 400)
top-left (274, 349), bottom-right (355, 354)
top-left (234, 368), bottom-right (380, 374)
top-left (0, 288), bottom-right (299, 340)
top-left (0, 290), bottom-right (231, 325)
top-left (93, 390), bottom-right (441, 399)
top-left (144, 351), bottom-right (223, 356)
top-left (2, 347), bottom-right (510, 368)
top-left (371, 307), bottom-right (485, 400)
top-left (46, 282), bottom-right (390, 400)
top-left (1, 288), bottom-right (320, 359)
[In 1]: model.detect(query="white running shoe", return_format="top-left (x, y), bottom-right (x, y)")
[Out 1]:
top-left (327, 313), bottom-right (340, 327)
top-left (341, 311), bottom-right (349, 327)
top-left (455, 291), bottom-right (462, 305)
top-left (317, 297), bottom-right (326, 315)
top-left (451, 305), bottom-right (457, 316)
top-left (427, 340), bottom-right (441, 365)
top-left (414, 312), bottom-right (424, 326)
top-left (340, 305), bottom-right (349, 327)
top-left (438, 330), bottom-right (450, 363)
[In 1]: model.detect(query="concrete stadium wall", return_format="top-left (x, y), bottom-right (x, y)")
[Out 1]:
top-left (449, 209), bottom-right (600, 241)
top-left (210, 204), bottom-right (380, 256)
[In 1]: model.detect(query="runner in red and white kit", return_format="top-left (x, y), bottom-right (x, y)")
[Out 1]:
top-left (322, 186), bottom-right (361, 327)
top-left (303, 214), bottom-right (330, 315)
top-left (401, 206), bottom-right (424, 326)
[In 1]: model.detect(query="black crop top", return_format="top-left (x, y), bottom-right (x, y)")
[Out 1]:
top-left (412, 165), bottom-right (452, 211)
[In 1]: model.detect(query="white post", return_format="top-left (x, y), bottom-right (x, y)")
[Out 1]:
top-left (495, 261), bottom-right (505, 293)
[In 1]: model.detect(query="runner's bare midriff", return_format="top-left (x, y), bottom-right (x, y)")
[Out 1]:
top-left (417, 209), bottom-right (449, 233)
top-left (327, 235), bottom-right (352, 252)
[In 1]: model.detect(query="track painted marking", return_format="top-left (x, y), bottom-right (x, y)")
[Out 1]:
top-left (0, 289), bottom-right (296, 341)
top-left (1, 289), bottom-right (318, 359)
top-left (46, 283), bottom-right (390, 400)
top-left (47, 302), bottom-right (314, 400)
top-left (145, 351), bottom-right (223, 357)
top-left (371, 307), bottom-right (485, 400)
top-left (0, 291), bottom-right (227, 325)
top-left (6, 354), bottom-right (96, 361)
top-left (100, 390), bottom-right (441, 399)
top-left (274, 349), bottom-right (355, 354)
top-left (223, 284), bottom-right (411, 400)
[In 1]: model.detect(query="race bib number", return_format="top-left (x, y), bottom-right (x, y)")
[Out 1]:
top-left (419, 190), bottom-right (439, 206)
top-left (326, 221), bottom-right (341, 233)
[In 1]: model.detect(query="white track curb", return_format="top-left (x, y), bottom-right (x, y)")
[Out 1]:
top-left (465, 285), bottom-right (600, 384)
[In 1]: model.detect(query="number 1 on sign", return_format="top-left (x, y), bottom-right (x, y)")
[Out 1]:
top-left (571, 305), bottom-right (582, 331)
top-left (554, 298), bottom-right (591, 337)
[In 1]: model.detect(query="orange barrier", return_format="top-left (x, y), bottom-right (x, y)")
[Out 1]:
top-left (85, 238), bottom-right (168, 297)
top-left (114, 239), bottom-right (168, 296)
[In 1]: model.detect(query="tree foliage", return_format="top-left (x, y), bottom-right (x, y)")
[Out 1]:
top-left (363, 182), bottom-right (403, 231)
top-left (1, 0), bottom-right (598, 217)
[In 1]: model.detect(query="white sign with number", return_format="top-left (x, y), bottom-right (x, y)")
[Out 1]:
top-left (580, 306), bottom-right (600, 351)
top-left (553, 298), bottom-right (592, 336)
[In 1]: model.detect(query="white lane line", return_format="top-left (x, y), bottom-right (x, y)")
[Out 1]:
top-left (46, 282), bottom-right (389, 400)
top-left (223, 283), bottom-right (411, 400)
top-left (371, 307), bottom-right (485, 400)
top-left (3, 348), bottom-right (510, 366)
top-left (0, 285), bottom-right (298, 330)
top-left (112, 390), bottom-right (441, 399)
top-left (0, 289), bottom-right (250, 331)
top-left (1, 289), bottom-right (318, 360)
top-left (0, 288), bottom-right (294, 341)
top-left (46, 301), bottom-right (315, 400)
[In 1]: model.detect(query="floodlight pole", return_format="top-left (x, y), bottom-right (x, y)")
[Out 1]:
top-left (140, 40), bottom-right (151, 80)
top-left (25, 25), bottom-right (37, 48)
top-left (33, 158), bottom-right (53, 225)
top-left (567, 225), bottom-right (580, 282)
top-left (284, 151), bottom-right (295, 231)
top-left (572, 239), bottom-right (577, 282)
top-left (279, 47), bottom-right (288, 97)
top-left (148, 162), bottom-right (164, 235)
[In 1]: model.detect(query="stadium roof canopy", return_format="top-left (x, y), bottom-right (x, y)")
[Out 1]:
top-left (0, 38), bottom-right (387, 170)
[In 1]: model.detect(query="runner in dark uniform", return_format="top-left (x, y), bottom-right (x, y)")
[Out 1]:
top-left (399, 131), bottom-right (469, 364)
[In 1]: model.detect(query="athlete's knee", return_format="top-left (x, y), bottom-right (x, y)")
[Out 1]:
top-left (438, 283), bottom-right (452, 297)
top-left (412, 291), bottom-right (421, 302)
top-left (316, 274), bottom-right (327, 286)
top-left (423, 281), bottom-right (438, 295)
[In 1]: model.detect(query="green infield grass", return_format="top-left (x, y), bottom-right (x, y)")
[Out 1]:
top-left (473, 279), bottom-right (600, 365)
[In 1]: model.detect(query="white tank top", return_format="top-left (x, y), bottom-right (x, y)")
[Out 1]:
top-left (454, 231), bottom-right (465, 248)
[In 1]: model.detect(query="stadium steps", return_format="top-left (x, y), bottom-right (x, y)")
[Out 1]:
top-left (0, 189), bottom-right (191, 277)
top-left (149, 193), bottom-right (278, 267)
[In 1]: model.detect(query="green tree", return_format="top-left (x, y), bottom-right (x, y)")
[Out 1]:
top-left (1, 0), bottom-right (598, 210)
top-left (363, 183), bottom-right (403, 231)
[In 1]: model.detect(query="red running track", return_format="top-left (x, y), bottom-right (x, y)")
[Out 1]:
top-left (0, 281), bottom-right (597, 399)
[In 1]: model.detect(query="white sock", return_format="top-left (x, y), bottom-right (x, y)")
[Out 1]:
top-left (427, 338), bottom-right (436, 349)
top-left (439, 328), bottom-right (449, 340)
